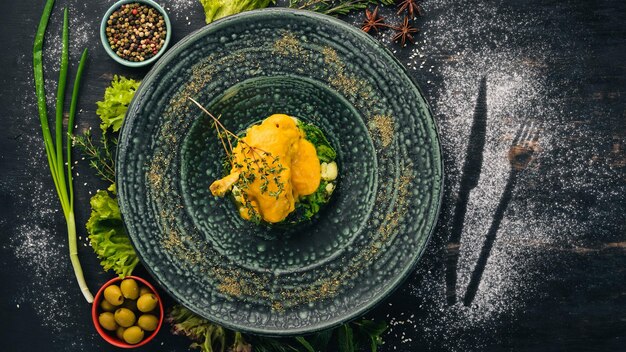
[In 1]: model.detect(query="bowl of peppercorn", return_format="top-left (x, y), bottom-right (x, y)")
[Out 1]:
top-left (100, 0), bottom-right (171, 67)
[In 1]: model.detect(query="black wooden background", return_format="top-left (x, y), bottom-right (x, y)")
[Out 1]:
top-left (1, 0), bottom-right (624, 351)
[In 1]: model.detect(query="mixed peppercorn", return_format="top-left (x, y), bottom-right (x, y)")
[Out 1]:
top-left (105, 3), bottom-right (167, 62)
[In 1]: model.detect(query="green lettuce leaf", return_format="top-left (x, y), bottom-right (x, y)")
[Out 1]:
top-left (95, 75), bottom-right (140, 133)
top-left (198, 0), bottom-right (273, 24)
top-left (86, 185), bottom-right (138, 277)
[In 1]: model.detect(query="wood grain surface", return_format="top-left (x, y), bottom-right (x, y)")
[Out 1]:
top-left (0, 0), bottom-right (624, 351)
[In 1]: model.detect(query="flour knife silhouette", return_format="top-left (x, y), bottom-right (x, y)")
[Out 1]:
top-left (445, 76), bottom-right (488, 305)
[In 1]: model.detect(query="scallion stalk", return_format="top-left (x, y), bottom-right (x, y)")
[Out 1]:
top-left (33, 0), bottom-right (93, 303)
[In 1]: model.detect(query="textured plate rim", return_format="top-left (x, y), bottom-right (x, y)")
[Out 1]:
top-left (117, 8), bottom-right (444, 336)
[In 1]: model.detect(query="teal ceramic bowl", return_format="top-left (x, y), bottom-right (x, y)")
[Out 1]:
top-left (100, 0), bottom-right (171, 67)
top-left (117, 8), bottom-right (443, 335)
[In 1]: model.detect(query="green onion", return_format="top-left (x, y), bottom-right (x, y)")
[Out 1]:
top-left (68, 49), bottom-right (88, 208)
top-left (33, 0), bottom-right (93, 303)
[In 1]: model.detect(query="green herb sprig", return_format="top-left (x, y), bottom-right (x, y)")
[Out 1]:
top-left (189, 97), bottom-right (288, 222)
top-left (288, 0), bottom-right (395, 15)
top-left (74, 75), bottom-right (139, 185)
top-left (73, 130), bottom-right (117, 184)
top-left (34, 0), bottom-right (92, 303)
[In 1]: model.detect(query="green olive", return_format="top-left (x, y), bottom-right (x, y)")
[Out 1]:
top-left (139, 286), bottom-right (152, 297)
top-left (120, 279), bottom-right (139, 300)
top-left (114, 308), bottom-right (136, 328)
top-left (139, 286), bottom-right (151, 296)
top-left (103, 285), bottom-right (124, 306)
top-left (100, 299), bottom-right (116, 312)
top-left (98, 312), bottom-right (118, 331)
top-left (116, 326), bottom-right (126, 340)
top-left (137, 293), bottom-right (158, 312)
top-left (137, 314), bottom-right (159, 331)
top-left (123, 326), bottom-right (144, 345)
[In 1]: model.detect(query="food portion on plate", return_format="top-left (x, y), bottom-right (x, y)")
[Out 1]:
top-left (208, 113), bottom-right (338, 224)
top-left (118, 9), bottom-right (442, 335)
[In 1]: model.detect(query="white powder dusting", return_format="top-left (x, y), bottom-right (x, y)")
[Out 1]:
top-left (161, 0), bottom-right (202, 22)
top-left (345, 0), bottom-right (623, 351)
top-left (42, 2), bottom-right (97, 62)
top-left (8, 50), bottom-right (88, 347)
top-left (38, 1), bottom-right (97, 109)
top-left (5, 119), bottom-right (80, 330)
top-left (7, 1), bottom-right (622, 350)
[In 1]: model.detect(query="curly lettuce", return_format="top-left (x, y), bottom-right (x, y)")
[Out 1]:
top-left (95, 75), bottom-right (140, 133)
top-left (199, 0), bottom-right (273, 24)
top-left (86, 185), bottom-right (138, 277)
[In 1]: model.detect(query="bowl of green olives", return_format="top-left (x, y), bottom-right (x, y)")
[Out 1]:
top-left (92, 276), bottom-right (164, 348)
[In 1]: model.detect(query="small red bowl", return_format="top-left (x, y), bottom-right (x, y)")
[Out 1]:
top-left (92, 275), bottom-right (164, 348)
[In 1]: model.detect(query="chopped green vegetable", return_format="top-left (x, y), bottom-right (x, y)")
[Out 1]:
top-left (299, 122), bottom-right (336, 163)
top-left (316, 144), bottom-right (337, 163)
top-left (293, 121), bottom-right (337, 221)
top-left (96, 75), bottom-right (140, 133)
top-left (86, 185), bottom-right (139, 278)
top-left (298, 181), bottom-right (330, 220)
top-left (33, 0), bottom-right (93, 302)
top-left (199, 0), bottom-right (274, 24)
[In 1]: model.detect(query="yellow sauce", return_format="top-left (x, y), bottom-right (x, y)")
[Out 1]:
top-left (210, 114), bottom-right (321, 223)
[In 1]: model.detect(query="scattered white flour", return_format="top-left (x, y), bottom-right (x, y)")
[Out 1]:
top-left (3, 0), bottom-right (198, 346)
top-left (9, 36), bottom-right (92, 350)
top-left (161, 0), bottom-right (202, 22)
top-left (38, 1), bottom-right (98, 109)
top-left (7, 1), bottom-right (623, 351)
top-left (9, 185), bottom-right (76, 332)
top-left (3, 0), bottom-right (200, 344)
top-left (349, 1), bottom-right (623, 351)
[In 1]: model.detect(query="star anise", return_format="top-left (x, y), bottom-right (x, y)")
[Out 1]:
top-left (361, 6), bottom-right (388, 33)
top-left (397, 0), bottom-right (422, 18)
top-left (392, 16), bottom-right (419, 47)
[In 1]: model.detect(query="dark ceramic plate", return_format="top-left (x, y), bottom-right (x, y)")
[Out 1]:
top-left (117, 8), bottom-right (443, 335)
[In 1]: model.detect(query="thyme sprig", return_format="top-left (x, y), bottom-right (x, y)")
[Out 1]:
top-left (72, 130), bottom-right (117, 184)
top-left (188, 98), bottom-right (288, 221)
